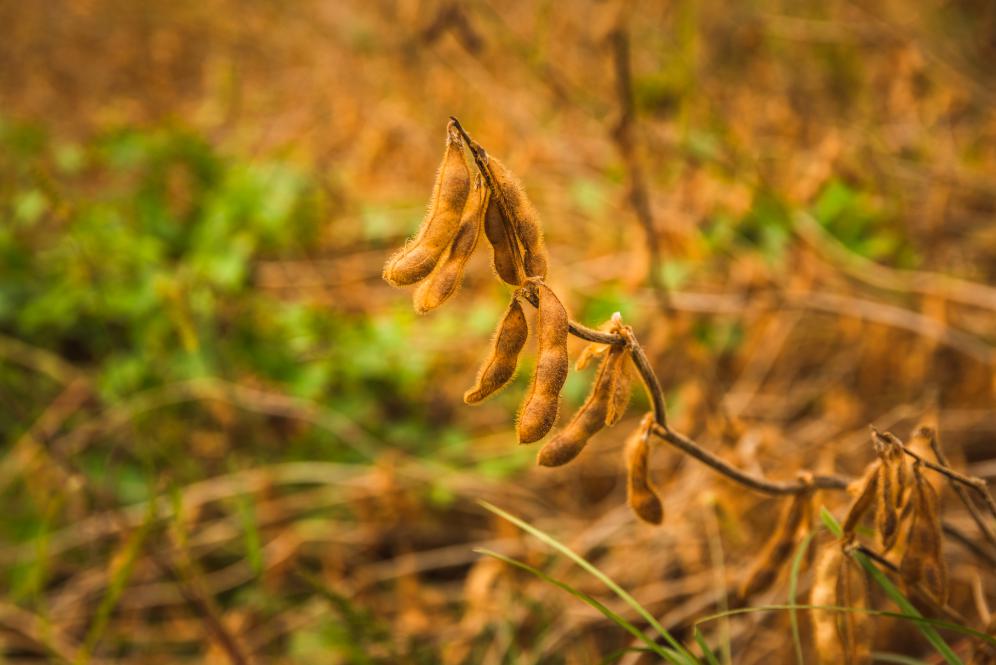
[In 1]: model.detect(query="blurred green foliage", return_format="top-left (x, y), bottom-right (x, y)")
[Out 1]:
top-left (0, 118), bottom-right (478, 492)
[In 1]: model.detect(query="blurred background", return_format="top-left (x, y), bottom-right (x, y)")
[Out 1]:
top-left (1, 0), bottom-right (995, 663)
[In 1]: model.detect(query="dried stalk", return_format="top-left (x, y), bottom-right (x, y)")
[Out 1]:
top-left (925, 429), bottom-right (996, 550)
top-left (605, 17), bottom-right (670, 311)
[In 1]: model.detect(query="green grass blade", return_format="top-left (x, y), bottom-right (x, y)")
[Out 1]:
top-left (597, 647), bottom-right (659, 665)
top-left (479, 500), bottom-right (696, 663)
top-left (818, 508), bottom-right (963, 665)
top-left (693, 627), bottom-right (721, 665)
top-left (76, 499), bottom-right (156, 664)
top-left (235, 493), bottom-right (263, 575)
top-left (788, 530), bottom-right (815, 665)
top-left (475, 549), bottom-right (681, 663)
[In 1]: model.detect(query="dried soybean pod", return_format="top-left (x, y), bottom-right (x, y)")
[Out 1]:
top-left (575, 341), bottom-right (609, 371)
top-left (487, 156), bottom-right (549, 279)
top-left (483, 197), bottom-right (524, 285)
top-left (738, 490), bottom-right (812, 599)
top-left (603, 349), bottom-right (632, 426)
top-left (537, 346), bottom-right (623, 467)
top-left (838, 550), bottom-right (872, 665)
top-left (413, 182), bottom-right (488, 314)
top-left (900, 462), bottom-right (948, 604)
top-left (383, 122), bottom-right (471, 286)
top-left (811, 546), bottom-right (845, 665)
top-left (842, 462), bottom-right (879, 538)
top-left (875, 441), bottom-right (904, 552)
top-left (517, 283), bottom-right (569, 443)
top-left (464, 298), bottom-right (528, 404)
top-left (625, 415), bottom-right (663, 524)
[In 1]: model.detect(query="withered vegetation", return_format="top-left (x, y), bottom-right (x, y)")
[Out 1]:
top-left (3, 0), bottom-right (996, 663)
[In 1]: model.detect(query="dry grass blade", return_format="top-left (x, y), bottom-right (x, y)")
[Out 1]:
top-left (900, 462), bottom-right (948, 605)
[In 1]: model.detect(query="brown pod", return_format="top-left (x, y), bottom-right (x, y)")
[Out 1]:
top-left (383, 122), bottom-right (471, 286)
top-left (517, 283), bottom-right (569, 443)
top-left (483, 196), bottom-right (524, 285)
top-left (900, 462), bottom-right (948, 604)
top-left (625, 415), bottom-right (663, 524)
top-left (603, 349), bottom-right (632, 426)
top-left (487, 156), bottom-right (549, 279)
top-left (575, 340), bottom-right (609, 371)
top-left (842, 462), bottom-right (878, 538)
top-left (537, 346), bottom-right (623, 467)
top-left (874, 440), bottom-right (906, 552)
top-left (811, 547), bottom-right (845, 665)
top-left (464, 298), bottom-right (529, 404)
top-left (739, 491), bottom-right (812, 599)
top-left (837, 550), bottom-right (872, 665)
top-left (413, 182), bottom-right (488, 314)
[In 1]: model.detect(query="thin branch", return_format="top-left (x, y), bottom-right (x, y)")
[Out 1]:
top-left (619, 326), bottom-right (669, 430)
top-left (654, 424), bottom-right (849, 495)
top-left (925, 428), bottom-right (996, 549)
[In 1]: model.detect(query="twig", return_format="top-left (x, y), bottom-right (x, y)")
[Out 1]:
top-left (925, 429), bottom-right (996, 549)
top-left (654, 424), bottom-right (848, 495)
top-left (942, 522), bottom-right (996, 569)
top-left (605, 17), bottom-right (670, 311)
top-left (619, 326), bottom-right (669, 430)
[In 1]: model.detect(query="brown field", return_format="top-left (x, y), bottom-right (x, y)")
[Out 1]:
top-left (1, 1), bottom-right (995, 663)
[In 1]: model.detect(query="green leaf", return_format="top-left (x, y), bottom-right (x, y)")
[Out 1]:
top-left (788, 530), bottom-right (816, 665)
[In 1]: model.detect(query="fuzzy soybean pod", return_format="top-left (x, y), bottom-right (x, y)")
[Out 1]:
top-left (383, 122), bottom-right (471, 286)
top-left (464, 298), bottom-right (528, 404)
top-left (517, 283), bottom-right (569, 444)
top-left (625, 415), bottom-right (663, 524)
top-left (603, 348), bottom-right (632, 427)
top-left (837, 551), bottom-right (873, 665)
top-left (412, 183), bottom-right (489, 314)
top-left (483, 197), bottom-right (524, 285)
top-left (811, 547), bottom-right (845, 665)
top-left (537, 346), bottom-right (624, 467)
top-left (900, 462), bottom-right (948, 604)
top-left (488, 156), bottom-right (549, 279)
